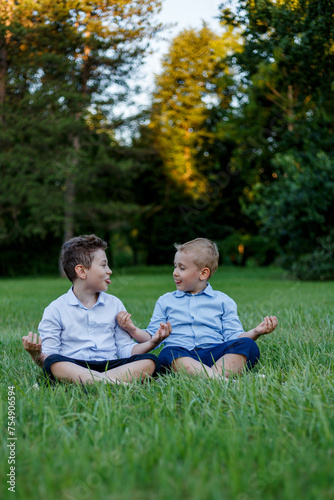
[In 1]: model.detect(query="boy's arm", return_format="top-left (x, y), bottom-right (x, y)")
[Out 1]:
top-left (239, 316), bottom-right (278, 341)
top-left (131, 321), bottom-right (172, 355)
top-left (22, 332), bottom-right (48, 368)
top-left (116, 311), bottom-right (151, 343)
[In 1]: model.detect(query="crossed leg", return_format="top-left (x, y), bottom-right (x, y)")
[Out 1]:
top-left (212, 353), bottom-right (247, 379)
top-left (172, 353), bottom-right (247, 381)
top-left (50, 359), bottom-right (156, 385)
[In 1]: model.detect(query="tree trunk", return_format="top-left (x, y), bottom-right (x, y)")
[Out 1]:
top-left (0, 0), bottom-right (14, 123)
top-left (287, 84), bottom-right (294, 132)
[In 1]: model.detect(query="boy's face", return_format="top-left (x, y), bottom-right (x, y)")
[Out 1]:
top-left (173, 250), bottom-right (208, 295)
top-left (83, 249), bottom-right (112, 293)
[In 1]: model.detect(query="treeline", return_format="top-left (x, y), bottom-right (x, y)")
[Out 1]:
top-left (1, 0), bottom-right (333, 279)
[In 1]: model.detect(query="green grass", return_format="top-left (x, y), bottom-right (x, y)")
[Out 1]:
top-left (1, 266), bottom-right (334, 500)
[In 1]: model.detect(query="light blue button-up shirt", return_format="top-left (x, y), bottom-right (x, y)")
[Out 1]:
top-left (38, 288), bottom-right (135, 361)
top-left (146, 283), bottom-right (244, 350)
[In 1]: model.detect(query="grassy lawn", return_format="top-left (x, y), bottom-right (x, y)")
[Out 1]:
top-left (1, 266), bottom-right (333, 500)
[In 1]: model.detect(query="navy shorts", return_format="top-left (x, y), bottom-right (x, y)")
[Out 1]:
top-left (158, 338), bottom-right (260, 370)
top-left (43, 353), bottom-right (161, 383)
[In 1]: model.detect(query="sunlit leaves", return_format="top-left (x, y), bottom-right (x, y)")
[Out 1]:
top-left (150, 25), bottom-right (239, 199)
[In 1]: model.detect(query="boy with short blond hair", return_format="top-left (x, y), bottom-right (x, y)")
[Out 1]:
top-left (117, 237), bottom-right (277, 380)
top-left (23, 234), bottom-right (171, 385)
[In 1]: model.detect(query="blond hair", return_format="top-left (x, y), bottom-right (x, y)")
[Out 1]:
top-left (174, 238), bottom-right (219, 278)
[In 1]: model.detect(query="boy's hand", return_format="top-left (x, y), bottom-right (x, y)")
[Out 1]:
top-left (117, 311), bottom-right (136, 336)
top-left (151, 321), bottom-right (172, 346)
top-left (22, 331), bottom-right (42, 355)
top-left (254, 316), bottom-right (278, 336)
top-left (22, 332), bottom-right (47, 367)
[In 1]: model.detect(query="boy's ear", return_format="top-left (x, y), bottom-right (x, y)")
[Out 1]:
top-left (200, 267), bottom-right (210, 280)
top-left (74, 264), bottom-right (87, 280)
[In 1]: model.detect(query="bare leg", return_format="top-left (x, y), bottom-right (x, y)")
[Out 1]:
top-left (50, 362), bottom-right (110, 384)
top-left (102, 359), bottom-right (156, 383)
top-left (172, 357), bottom-right (228, 381)
top-left (50, 359), bottom-right (156, 385)
top-left (212, 353), bottom-right (247, 379)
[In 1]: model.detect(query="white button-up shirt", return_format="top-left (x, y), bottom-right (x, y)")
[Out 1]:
top-left (38, 288), bottom-right (135, 361)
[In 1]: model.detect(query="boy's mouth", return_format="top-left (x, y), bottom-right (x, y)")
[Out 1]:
top-left (174, 280), bottom-right (182, 285)
top-left (106, 279), bottom-right (111, 284)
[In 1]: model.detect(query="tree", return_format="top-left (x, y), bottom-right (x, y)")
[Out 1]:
top-left (0, 0), bottom-right (163, 274)
top-left (137, 24), bottom-right (250, 263)
top-left (244, 150), bottom-right (334, 279)
top-left (212, 0), bottom-right (334, 267)
top-left (218, 0), bottom-right (334, 182)
top-left (150, 25), bottom-right (229, 197)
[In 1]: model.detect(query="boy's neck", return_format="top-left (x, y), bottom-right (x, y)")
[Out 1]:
top-left (72, 282), bottom-right (99, 309)
top-left (189, 282), bottom-right (208, 295)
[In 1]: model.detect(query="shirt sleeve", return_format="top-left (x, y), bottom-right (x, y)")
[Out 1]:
top-left (114, 302), bottom-right (137, 359)
top-left (221, 298), bottom-right (244, 340)
top-left (114, 325), bottom-right (137, 359)
top-left (38, 305), bottom-right (63, 355)
top-left (146, 298), bottom-right (167, 337)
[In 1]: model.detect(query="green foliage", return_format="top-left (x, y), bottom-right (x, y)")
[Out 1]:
top-left (217, 232), bottom-right (276, 266)
top-left (130, 25), bottom-right (250, 264)
top-left (217, 0), bottom-right (334, 180)
top-left (290, 232), bottom-right (334, 281)
top-left (1, 0), bottom-right (334, 275)
top-left (150, 25), bottom-right (223, 197)
top-left (0, 1), bottom-right (164, 274)
top-left (244, 151), bottom-right (334, 279)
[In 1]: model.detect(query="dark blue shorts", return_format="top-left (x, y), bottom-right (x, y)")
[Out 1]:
top-left (158, 338), bottom-right (260, 370)
top-left (43, 353), bottom-right (161, 383)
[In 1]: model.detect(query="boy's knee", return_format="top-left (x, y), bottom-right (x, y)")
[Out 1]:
top-left (242, 338), bottom-right (260, 368)
top-left (145, 359), bottom-right (156, 375)
top-left (172, 357), bottom-right (193, 373)
top-left (158, 347), bottom-right (190, 369)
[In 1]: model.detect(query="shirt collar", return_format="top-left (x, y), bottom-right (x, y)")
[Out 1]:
top-left (175, 282), bottom-right (214, 298)
top-left (67, 287), bottom-right (106, 307)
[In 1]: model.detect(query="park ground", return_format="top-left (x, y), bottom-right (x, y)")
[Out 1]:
top-left (1, 266), bottom-right (333, 500)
